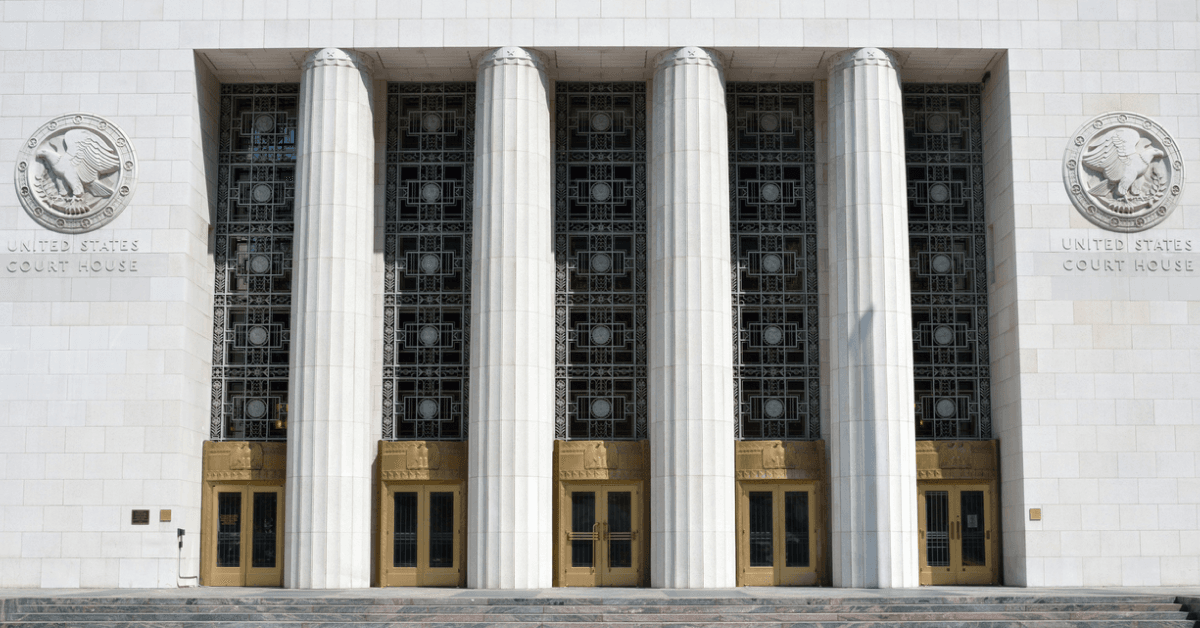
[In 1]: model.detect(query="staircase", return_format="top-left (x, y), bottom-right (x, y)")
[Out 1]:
top-left (0, 593), bottom-right (1196, 627)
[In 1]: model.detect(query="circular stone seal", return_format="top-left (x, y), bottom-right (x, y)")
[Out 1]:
top-left (15, 113), bottom-right (138, 234)
top-left (1062, 112), bottom-right (1184, 233)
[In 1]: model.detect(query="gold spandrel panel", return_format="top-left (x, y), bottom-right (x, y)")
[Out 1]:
top-left (379, 440), bottom-right (467, 482)
top-left (203, 441), bottom-right (286, 481)
top-left (916, 440), bottom-right (997, 480)
top-left (735, 440), bottom-right (825, 480)
top-left (556, 440), bottom-right (649, 481)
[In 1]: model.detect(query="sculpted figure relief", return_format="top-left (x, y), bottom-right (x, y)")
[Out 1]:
top-left (1063, 112), bottom-right (1184, 232)
top-left (15, 113), bottom-right (137, 233)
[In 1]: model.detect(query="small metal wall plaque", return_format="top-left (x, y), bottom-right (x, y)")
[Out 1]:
top-left (131, 509), bottom-right (150, 525)
top-left (1029, 508), bottom-right (1042, 521)
top-left (159, 509), bottom-right (171, 522)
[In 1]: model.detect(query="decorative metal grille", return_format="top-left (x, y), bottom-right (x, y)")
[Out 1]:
top-left (211, 84), bottom-right (298, 441)
top-left (555, 83), bottom-right (647, 440)
top-left (383, 83), bottom-right (474, 441)
top-left (904, 83), bottom-right (992, 440)
top-left (729, 83), bottom-right (819, 440)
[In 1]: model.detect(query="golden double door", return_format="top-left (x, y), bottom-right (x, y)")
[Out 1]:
top-left (380, 483), bottom-right (465, 587)
top-left (736, 482), bottom-right (821, 586)
top-left (558, 484), bottom-right (642, 587)
top-left (205, 485), bottom-right (284, 586)
top-left (918, 483), bottom-right (997, 585)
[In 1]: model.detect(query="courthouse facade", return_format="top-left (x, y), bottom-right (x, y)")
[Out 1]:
top-left (1, 0), bottom-right (1199, 589)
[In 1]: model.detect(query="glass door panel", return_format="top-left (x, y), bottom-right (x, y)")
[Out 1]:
top-left (216, 491), bottom-right (241, 568)
top-left (382, 484), bottom-right (464, 587)
top-left (569, 492), bottom-right (596, 570)
top-left (748, 492), bottom-right (773, 567)
top-left (559, 484), bottom-right (642, 586)
top-left (960, 490), bottom-right (986, 566)
top-left (919, 489), bottom-right (953, 584)
top-left (393, 492), bottom-right (418, 568)
top-left (244, 487), bottom-right (283, 585)
top-left (783, 491), bottom-right (809, 568)
top-left (738, 483), bottom-right (819, 586)
top-left (601, 489), bottom-right (639, 586)
top-left (607, 491), bottom-right (632, 568)
top-left (428, 491), bottom-right (455, 569)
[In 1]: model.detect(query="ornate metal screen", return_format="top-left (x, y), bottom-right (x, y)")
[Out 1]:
top-left (555, 82), bottom-right (647, 440)
top-left (728, 83), bottom-right (820, 440)
top-left (382, 83), bottom-right (474, 441)
top-left (211, 84), bottom-right (298, 441)
top-left (904, 84), bottom-right (992, 440)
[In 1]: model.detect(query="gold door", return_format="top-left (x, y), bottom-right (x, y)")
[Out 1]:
top-left (207, 485), bottom-right (284, 586)
top-left (737, 482), bottom-right (820, 586)
top-left (559, 484), bottom-right (641, 587)
top-left (381, 483), bottom-right (465, 587)
top-left (918, 483), bottom-right (996, 585)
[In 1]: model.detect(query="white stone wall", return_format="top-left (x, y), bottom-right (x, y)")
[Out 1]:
top-left (0, 4), bottom-right (218, 586)
top-left (1002, 15), bottom-right (1200, 584)
top-left (0, 0), bottom-right (1196, 588)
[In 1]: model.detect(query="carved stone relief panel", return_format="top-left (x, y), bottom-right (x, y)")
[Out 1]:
top-left (1063, 111), bottom-right (1185, 232)
top-left (14, 113), bottom-right (138, 233)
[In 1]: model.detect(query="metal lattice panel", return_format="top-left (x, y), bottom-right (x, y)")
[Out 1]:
top-left (211, 84), bottom-right (298, 441)
top-left (728, 83), bottom-right (820, 441)
top-left (383, 83), bottom-right (474, 441)
top-left (555, 82), bottom-right (647, 440)
top-left (904, 84), bottom-right (992, 440)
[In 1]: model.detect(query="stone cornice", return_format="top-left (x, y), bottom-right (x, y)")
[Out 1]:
top-left (653, 46), bottom-right (726, 72)
top-left (476, 46), bottom-right (548, 73)
top-left (827, 47), bottom-right (900, 72)
top-left (303, 47), bottom-right (375, 74)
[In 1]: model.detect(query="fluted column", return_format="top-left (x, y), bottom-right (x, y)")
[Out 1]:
top-left (285, 48), bottom-right (375, 589)
top-left (649, 46), bottom-right (736, 589)
top-left (826, 47), bottom-right (918, 588)
top-left (467, 46), bottom-right (554, 589)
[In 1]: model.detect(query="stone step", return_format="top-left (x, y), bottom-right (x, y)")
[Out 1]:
top-left (6, 595), bottom-right (1183, 605)
top-left (8, 603), bottom-right (1187, 613)
top-left (8, 608), bottom-right (1190, 621)
top-left (2, 595), bottom-right (1192, 628)
top-left (1, 621), bottom-right (1196, 628)
top-left (8, 600), bottom-right (1185, 609)
top-left (7, 610), bottom-right (1194, 622)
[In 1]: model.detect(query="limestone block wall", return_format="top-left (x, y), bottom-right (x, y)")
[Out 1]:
top-left (0, 0), bottom-right (1196, 588)
top-left (0, 8), bottom-right (218, 586)
top-left (1001, 12), bottom-right (1200, 585)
